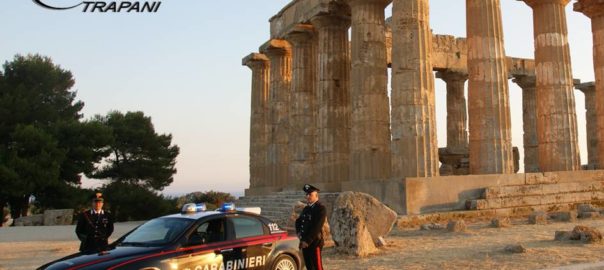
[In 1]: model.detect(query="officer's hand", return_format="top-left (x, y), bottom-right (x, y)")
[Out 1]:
top-left (299, 241), bottom-right (309, 249)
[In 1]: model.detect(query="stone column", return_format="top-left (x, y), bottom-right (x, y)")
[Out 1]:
top-left (243, 53), bottom-right (270, 189)
top-left (344, 0), bottom-right (392, 182)
top-left (466, 0), bottom-right (514, 174)
top-left (512, 75), bottom-right (540, 173)
top-left (575, 1), bottom-right (604, 169)
top-left (576, 82), bottom-right (598, 169)
top-left (260, 39), bottom-right (292, 189)
top-left (285, 25), bottom-right (317, 187)
top-left (436, 70), bottom-right (468, 154)
top-left (391, 0), bottom-right (439, 178)
top-left (310, 14), bottom-right (351, 189)
top-left (521, 0), bottom-right (580, 172)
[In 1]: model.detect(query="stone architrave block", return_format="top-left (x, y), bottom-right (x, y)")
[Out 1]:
top-left (447, 220), bottom-right (466, 232)
top-left (329, 192), bottom-right (396, 257)
top-left (13, 214), bottom-right (44, 226)
top-left (491, 217), bottom-right (511, 228)
top-left (528, 211), bottom-right (547, 225)
top-left (43, 209), bottom-right (74, 226)
top-left (549, 211), bottom-right (577, 222)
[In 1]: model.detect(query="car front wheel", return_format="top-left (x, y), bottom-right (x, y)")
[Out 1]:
top-left (272, 254), bottom-right (297, 270)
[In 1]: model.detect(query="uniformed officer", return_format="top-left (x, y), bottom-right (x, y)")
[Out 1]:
top-left (75, 192), bottom-right (114, 253)
top-left (295, 184), bottom-right (327, 270)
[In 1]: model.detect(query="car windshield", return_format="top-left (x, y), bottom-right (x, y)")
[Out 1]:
top-left (120, 218), bottom-right (194, 246)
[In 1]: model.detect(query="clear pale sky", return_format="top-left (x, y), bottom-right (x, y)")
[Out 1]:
top-left (0, 0), bottom-right (595, 197)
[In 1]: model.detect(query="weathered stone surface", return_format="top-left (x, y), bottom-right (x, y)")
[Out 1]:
top-left (504, 244), bottom-right (527, 253)
top-left (521, 0), bottom-right (581, 172)
top-left (13, 214), bottom-right (44, 226)
top-left (491, 217), bottom-right (511, 228)
top-left (436, 70), bottom-right (468, 155)
top-left (391, 0), bottom-right (439, 178)
top-left (528, 211), bottom-right (547, 224)
top-left (376, 236), bottom-right (387, 247)
top-left (575, 82), bottom-right (599, 169)
top-left (578, 211), bottom-right (601, 219)
top-left (420, 223), bottom-right (446, 231)
top-left (466, 0), bottom-right (514, 174)
top-left (555, 231), bottom-right (573, 241)
top-left (43, 209), bottom-right (74, 226)
top-left (446, 220), bottom-right (466, 232)
top-left (577, 203), bottom-right (599, 214)
top-left (549, 211), bottom-right (577, 222)
top-left (329, 192), bottom-right (395, 256)
top-left (346, 0), bottom-right (392, 183)
top-left (512, 75), bottom-right (539, 173)
top-left (571, 225), bottom-right (603, 243)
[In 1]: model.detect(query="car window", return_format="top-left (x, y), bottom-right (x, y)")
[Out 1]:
top-left (231, 216), bottom-right (265, 239)
top-left (191, 218), bottom-right (226, 244)
top-left (122, 218), bottom-right (193, 246)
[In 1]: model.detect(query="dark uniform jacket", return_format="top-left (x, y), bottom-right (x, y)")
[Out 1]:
top-left (75, 209), bottom-right (114, 253)
top-left (295, 201), bottom-right (327, 247)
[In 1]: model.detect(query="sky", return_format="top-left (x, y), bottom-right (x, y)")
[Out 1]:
top-left (0, 0), bottom-right (596, 198)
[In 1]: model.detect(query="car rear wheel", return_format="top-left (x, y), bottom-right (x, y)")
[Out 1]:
top-left (272, 254), bottom-right (297, 270)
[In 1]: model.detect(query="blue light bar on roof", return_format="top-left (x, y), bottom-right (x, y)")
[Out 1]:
top-left (220, 202), bottom-right (236, 212)
top-left (181, 203), bottom-right (206, 213)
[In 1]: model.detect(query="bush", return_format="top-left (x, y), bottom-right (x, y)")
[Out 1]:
top-left (176, 190), bottom-right (236, 209)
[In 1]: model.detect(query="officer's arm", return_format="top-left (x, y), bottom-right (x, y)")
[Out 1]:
top-left (75, 213), bottom-right (87, 241)
top-left (107, 214), bottom-right (114, 237)
top-left (302, 205), bottom-right (326, 244)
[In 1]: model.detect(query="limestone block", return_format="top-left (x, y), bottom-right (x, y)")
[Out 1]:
top-left (577, 203), bottom-right (599, 214)
top-left (376, 236), bottom-right (387, 247)
top-left (578, 211), bottom-right (601, 219)
top-left (330, 207), bottom-right (378, 257)
top-left (571, 226), bottom-right (603, 243)
top-left (13, 214), bottom-right (44, 226)
top-left (420, 223), bottom-right (446, 231)
top-left (330, 192), bottom-right (397, 243)
top-left (504, 244), bottom-right (527, 253)
top-left (554, 231), bottom-right (573, 241)
top-left (446, 220), bottom-right (466, 232)
top-left (528, 211), bottom-right (547, 225)
top-left (549, 211), bottom-right (577, 222)
top-left (43, 209), bottom-right (74, 226)
top-left (491, 217), bottom-right (511, 228)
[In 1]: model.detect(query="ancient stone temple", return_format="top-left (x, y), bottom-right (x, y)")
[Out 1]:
top-left (241, 0), bottom-right (604, 216)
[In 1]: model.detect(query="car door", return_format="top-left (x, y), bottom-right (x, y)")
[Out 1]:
top-left (223, 215), bottom-right (272, 270)
top-left (161, 217), bottom-right (227, 270)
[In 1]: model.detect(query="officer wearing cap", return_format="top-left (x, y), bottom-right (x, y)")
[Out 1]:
top-left (295, 184), bottom-right (327, 270)
top-left (75, 192), bottom-right (114, 253)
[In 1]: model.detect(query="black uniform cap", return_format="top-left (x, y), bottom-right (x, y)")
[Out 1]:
top-left (303, 184), bottom-right (320, 194)
top-left (91, 192), bottom-right (104, 202)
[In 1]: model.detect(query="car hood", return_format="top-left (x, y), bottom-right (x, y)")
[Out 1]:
top-left (39, 245), bottom-right (164, 270)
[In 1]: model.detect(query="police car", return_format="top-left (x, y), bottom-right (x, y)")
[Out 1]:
top-left (38, 203), bottom-right (303, 270)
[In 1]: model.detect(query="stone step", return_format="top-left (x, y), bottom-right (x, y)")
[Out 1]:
top-left (469, 190), bottom-right (604, 210)
top-left (484, 180), bottom-right (604, 199)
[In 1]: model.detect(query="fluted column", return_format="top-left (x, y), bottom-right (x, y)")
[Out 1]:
top-left (521, 0), bottom-right (580, 172)
top-left (260, 40), bottom-right (292, 189)
top-left (466, 0), bottom-right (514, 174)
top-left (344, 0), bottom-right (392, 182)
top-left (512, 75), bottom-right (540, 173)
top-left (310, 14), bottom-right (351, 188)
top-left (391, 0), bottom-right (439, 178)
top-left (243, 53), bottom-right (270, 188)
top-left (576, 82), bottom-right (598, 168)
top-left (436, 70), bottom-right (468, 154)
top-left (575, 1), bottom-right (604, 169)
top-left (285, 25), bottom-right (317, 187)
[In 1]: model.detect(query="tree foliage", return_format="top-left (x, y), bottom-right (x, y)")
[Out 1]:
top-left (101, 182), bottom-right (177, 221)
top-left (91, 111), bottom-right (179, 191)
top-left (176, 190), bottom-right (236, 210)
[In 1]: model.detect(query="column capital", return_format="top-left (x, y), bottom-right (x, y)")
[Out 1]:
top-left (342, 0), bottom-right (390, 9)
top-left (310, 13), bottom-right (351, 29)
top-left (575, 81), bottom-right (596, 94)
top-left (284, 24), bottom-right (315, 46)
top-left (436, 70), bottom-right (468, 84)
top-left (242, 53), bottom-right (269, 69)
top-left (259, 39), bottom-right (292, 57)
top-left (512, 75), bottom-right (536, 89)
top-left (574, 0), bottom-right (604, 19)
top-left (519, 0), bottom-right (570, 8)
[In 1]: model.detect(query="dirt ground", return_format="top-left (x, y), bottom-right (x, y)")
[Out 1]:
top-left (2, 218), bottom-right (604, 270)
